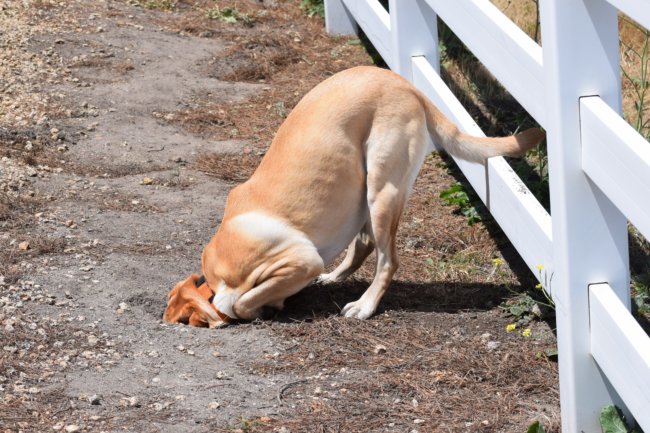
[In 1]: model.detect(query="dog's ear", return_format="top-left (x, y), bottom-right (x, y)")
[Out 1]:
top-left (164, 275), bottom-right (226, 328)
top-left (183, 291), bottom-right (225, 328)
top-left (163, 274), bottom-right (201, 324)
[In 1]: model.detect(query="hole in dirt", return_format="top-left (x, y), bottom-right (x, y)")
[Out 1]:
top-left (125, 293), bottom-right (166, 317)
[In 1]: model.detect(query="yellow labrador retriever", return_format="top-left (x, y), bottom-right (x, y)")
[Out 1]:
top-left (164, 66), bottom-right (544, 327)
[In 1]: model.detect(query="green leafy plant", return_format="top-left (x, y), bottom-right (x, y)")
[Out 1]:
top-left (300, 0), bottom-right (324, 18)
top-left (501, 292), bottom-right (539, 322)
top-left (206, 6), bottom-right (253, 25)
top-left (527, 420), bottom-right (546, 433)
top-left (439, 182), bottom-right (481, 225)
top-left (127, 0), bottom-right (175, 10)
top-left (632, 276), bottom-right (650, 315)
top-left (599, 405), bottom-right (643, 433)
top-left (501, 264), bottom-right (554, 335)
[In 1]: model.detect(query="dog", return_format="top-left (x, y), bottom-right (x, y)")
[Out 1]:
top-left (163, 66), bottom-right (544, 328)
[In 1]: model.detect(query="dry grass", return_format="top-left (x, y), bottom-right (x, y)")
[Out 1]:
top-left (209, 36), bottom-right (302, 82)
top-left (235, 309), bottom-right (559, 433)
top-left (195, 152), bottom-right (259, 182)
top-left (0, 235), bottom-right (66, 284)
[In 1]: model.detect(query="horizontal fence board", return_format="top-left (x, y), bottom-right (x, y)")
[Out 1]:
top-left (341, 0), bottom-right (392, 66)
top-left (422, 0), bottom-right (546, 126)
top-left (487, 158), bottom-right (554, 280)
top-left (580, 97), bottom-right (650, 240)
top-left (412, 57), bottom-right (553, 278)
top-left (603, 0), bottom-right (650, 32)
top-left (590, 283), bottom-right (650, 432)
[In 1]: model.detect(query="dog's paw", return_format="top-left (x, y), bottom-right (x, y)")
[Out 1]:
top-left (315, 273), bottom-right (337, 285)
top-left (341, 300), bottom-right (374, 320)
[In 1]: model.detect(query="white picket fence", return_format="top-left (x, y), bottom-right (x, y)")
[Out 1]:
top-left (324, 0), bottom-right (650, 431)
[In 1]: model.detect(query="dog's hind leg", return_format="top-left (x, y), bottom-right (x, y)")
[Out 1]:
top-left (317, 222), bottom-right (374, 284)
top-left (341, 111), bottom-right (429, 319)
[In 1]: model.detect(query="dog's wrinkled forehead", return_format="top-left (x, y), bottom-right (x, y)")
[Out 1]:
top-left (167, 274), bottom-right (198, 299)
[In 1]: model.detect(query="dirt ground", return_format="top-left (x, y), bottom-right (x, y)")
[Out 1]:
top-left (1, 1), bottom-right (560, 432)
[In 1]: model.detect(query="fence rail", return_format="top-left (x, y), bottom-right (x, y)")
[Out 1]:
top-left (324, 0), bottom-right (650, 431)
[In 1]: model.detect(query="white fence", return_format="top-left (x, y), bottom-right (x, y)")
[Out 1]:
top-left (324, 0), bottom-right (650, 431)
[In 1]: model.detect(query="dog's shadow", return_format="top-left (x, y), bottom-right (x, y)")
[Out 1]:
top-left (273, 279), bottom-right (514, 322)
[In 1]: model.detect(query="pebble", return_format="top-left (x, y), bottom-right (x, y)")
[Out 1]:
top-left (120, 396), bottom-right (139, 407)
top-left (487, 341), bottom-right (501, 351)
top-left (64, 425), bottom-right (80, 433)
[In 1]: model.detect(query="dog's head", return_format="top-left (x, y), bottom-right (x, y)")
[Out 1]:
top-left (163, 274), bottom-right (229, 328)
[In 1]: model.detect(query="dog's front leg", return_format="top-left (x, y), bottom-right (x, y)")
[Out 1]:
top-left (233, 253), bottom-right (324, 320)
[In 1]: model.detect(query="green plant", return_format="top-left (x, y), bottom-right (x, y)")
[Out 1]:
top-left (300, 0), bottom-right (324, 18)
top-left (206, 6), bottom-right (253, 25)
top-left (632, 276), bottom-right (650, 315)
top-left (600, 405), bottom-right (643, 433)
top-left (127, 0), bottom-right (175, 10)
top-left (501, 292), bottom-right (539, 322)
top-left (439, 182), bottom-right (481, 225)
top-left (621, 18), bottom-right (650, 140)
top-left (526, 137), bottom-right (549, 200)
top-left (501, 264), bottom-right (554, 334)
top-left (527, 420), bottom-right (546, 433)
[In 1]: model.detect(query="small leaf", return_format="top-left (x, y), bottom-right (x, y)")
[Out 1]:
top-left (527, 420), bottom-right (546, 433)
top-left (544, 347), bottom-right (558, 359)
top-left (600, 405), bottom-right (629, 433)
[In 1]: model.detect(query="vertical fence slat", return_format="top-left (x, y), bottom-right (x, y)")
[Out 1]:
top-left (324, 0), bottom-right (358, 35)
top-left (539, 0), bottom-right (631, 431)
top-left (389, 0), bottom-right (439, 80)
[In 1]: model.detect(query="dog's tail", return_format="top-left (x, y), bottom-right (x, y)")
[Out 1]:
top-left (418, 93), bottom-right (545, 163)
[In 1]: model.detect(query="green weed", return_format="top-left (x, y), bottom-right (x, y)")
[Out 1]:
top-left (127, 0), bottom-right (175, 11)
top-left (439, 182), bottom-right (481, 225)
top-left (632, 276), bottom-right (650, 316)
top-left (501, 265), bottom-right (554, 335)
top-left (527, 420), bottom-right (546, 433)
top-left (600, 405), bottom-right (643, 433)
top-left (205, 6), bottom-right (253, 26)
top-left (300, 0), bottom-right (324, 18)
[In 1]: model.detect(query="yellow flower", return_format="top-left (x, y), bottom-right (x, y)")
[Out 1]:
top-left (506, 323), bottom-right (517, 332)
top-left (522, 328), bottom-right (532, 337)
top-left (535, 283), bottom-right (543, 289)
top-left (492, 258), bottom-right (503, 266)
top-left (536, 264), bottom-right (544, 271)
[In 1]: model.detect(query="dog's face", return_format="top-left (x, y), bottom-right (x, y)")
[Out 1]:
top-left (163, 274), bottom-right (226, 328)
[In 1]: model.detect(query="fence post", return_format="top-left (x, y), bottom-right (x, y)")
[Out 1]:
top-left (324, 0), bottom-right (358, 36)
top-left (539, 0), bottom-right (631, 431)
top-left (389, 0), bottom-right (439, 79)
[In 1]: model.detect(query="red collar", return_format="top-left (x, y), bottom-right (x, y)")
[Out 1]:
top-left (195, 275), bottom-right (234, 323)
